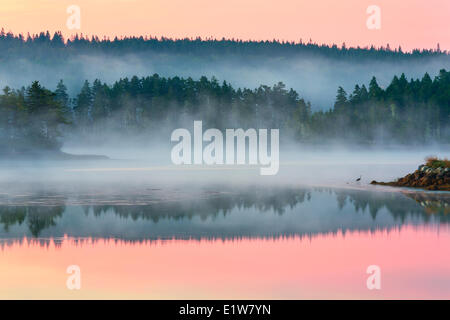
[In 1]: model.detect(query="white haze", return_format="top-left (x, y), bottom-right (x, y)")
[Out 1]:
top-left (1, 50), bottom-right (449, 192)
top-left (1, 147), bottom-right (448, 193)
top-left (1, 53), bottom-right (449, 110)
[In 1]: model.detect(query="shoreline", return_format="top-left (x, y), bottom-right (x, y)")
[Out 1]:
top-left (371, 163), bottom-right (450, 191)
top-left (0, 151), bottom-right (109, 161)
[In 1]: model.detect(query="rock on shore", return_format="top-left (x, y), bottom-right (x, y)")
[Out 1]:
top-left (371, 165), bottom-right (450, 191)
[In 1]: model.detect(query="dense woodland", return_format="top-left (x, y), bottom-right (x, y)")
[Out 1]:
top-left (0, 30), bottom-right (448, 62)
top-left (0, 68), bottom-right (449, 154)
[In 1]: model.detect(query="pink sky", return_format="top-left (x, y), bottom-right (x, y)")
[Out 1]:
top-left (0, 0), bottom-right (449, 51)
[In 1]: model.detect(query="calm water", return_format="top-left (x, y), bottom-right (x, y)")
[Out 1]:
top-left (0, 154), bottom-right (450, 299)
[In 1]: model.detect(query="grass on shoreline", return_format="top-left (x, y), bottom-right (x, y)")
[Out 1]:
top-left (425, 156), bottom-right (450, 168)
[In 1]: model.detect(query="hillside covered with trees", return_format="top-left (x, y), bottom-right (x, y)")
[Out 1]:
top-left (2, 30), bottom-right (449, 112)
top-left (0, 69), bottom-right (449, 155)
top-left (0, 30), bottom-right (447, 62)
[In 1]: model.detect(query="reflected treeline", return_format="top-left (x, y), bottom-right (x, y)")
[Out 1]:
top-left (87, 188), bottom-right (309, 222)
top-left (0, 186), bottom-right (448, 238)
top-left (0, 206), bottom-right (65, 237)
top-left (332, 188), bottom-right (450, 222)
top-left (403, 192), bottom-right (450, 215)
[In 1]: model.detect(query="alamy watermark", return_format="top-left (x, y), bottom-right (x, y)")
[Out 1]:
top-left (67, 5), bottom-right (81, 30)
top-left (366, 265), bottom-right (381, 290)
top-left (171, 121), bottom-right (279, 175)
top-left (66, 265), bottom-right (81, 290)
top-left (366, 5), bottom-right (381, 30)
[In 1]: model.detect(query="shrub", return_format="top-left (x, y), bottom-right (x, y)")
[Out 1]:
top-left (425, 156), bottom-right (450, 168)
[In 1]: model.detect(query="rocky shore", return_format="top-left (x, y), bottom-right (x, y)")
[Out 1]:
top-left (371, 162), bottom-right (450, 191)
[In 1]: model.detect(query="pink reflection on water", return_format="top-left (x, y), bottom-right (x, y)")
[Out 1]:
top-left (1, 225), bottom-right (450, 299)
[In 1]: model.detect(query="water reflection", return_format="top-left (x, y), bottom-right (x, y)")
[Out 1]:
top-left (1, 186), bottom-right (450, 299)
top-left (2, 227), bottom-right (450, 299)
top-left (0, 186), bottom-right (448, 242)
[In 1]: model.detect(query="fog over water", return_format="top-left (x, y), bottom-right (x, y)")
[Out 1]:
top-left (1, 148), bottom-right (449, 242)
top-left (1, 146), bottom-right (449, 189)
top-left (1, 42), bottom-right (449, 245)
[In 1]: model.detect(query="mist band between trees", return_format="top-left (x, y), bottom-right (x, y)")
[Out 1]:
top-left (0, 69), bottom-right (449, 155)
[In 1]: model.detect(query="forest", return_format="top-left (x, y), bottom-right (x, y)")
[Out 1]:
top-left (0, 29), bottom-right (448, 62)
top-left (0, 69), bottom-right (448, 154)
top-left (2, 30), bottom-right (449, 111)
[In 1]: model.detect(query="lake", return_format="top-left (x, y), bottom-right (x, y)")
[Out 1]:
top-left (1, 150), bottom-right (449, 299)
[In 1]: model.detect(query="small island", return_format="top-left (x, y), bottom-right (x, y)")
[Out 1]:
top-left (371, 157), bottom-right (450, 191)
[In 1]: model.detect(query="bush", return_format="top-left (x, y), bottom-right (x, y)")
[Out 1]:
top-left (425, 156), bottom-right (450, 168)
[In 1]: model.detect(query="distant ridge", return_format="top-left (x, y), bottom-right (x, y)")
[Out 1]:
top-left (0, 29), bottom-right (448, 60)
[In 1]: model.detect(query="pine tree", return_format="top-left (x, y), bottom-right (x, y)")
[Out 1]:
top-left (368, 76), bottom-right (382, 99)
top-left (73, 80), bottom-right (92, 128)
top-left (55, 80), bottom-right (72, 122)
top-left (334, 86), bottom-right (348, 112)
top-left (25, 81), bottom-right (68, 149)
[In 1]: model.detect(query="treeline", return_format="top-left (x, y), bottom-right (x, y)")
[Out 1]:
top-left (0, 70), bottom-right (449, 154)
top-left (65, 69), bottom-right (450, 144)
top-left (1, 187), bottom-right (447, 237)
top-left (0, 82), bottom-right (70, 154)
top-left (0, 29), bottom-right (448, 62)
top-left (309, 70), bottom-right (450, 143)
top-left (69, 75), bottom-right (306, 136)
